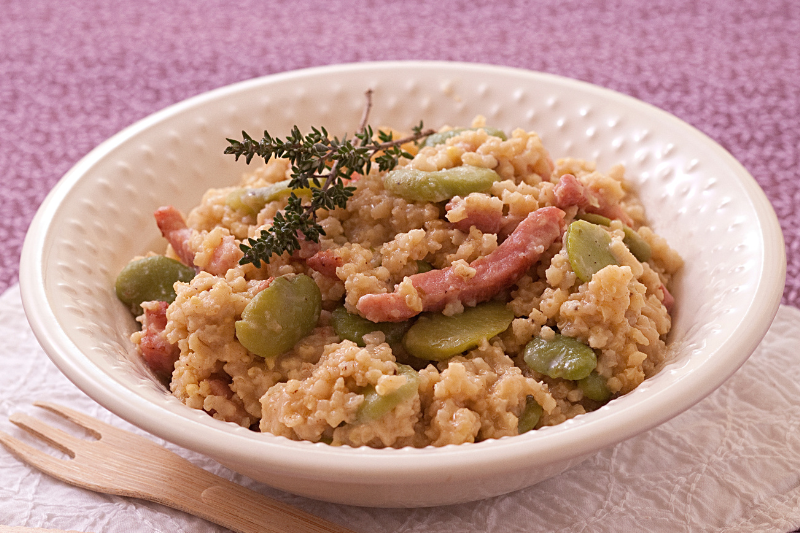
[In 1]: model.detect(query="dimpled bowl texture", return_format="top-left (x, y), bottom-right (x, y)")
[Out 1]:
top-left (19, 62), bottom-right (785, 507)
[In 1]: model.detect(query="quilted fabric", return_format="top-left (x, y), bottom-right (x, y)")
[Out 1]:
top-left (0, 0), bottom-right (797, 304)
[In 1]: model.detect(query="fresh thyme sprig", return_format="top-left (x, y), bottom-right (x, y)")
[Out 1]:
top-left (225, 90), bottom-right (435, 267)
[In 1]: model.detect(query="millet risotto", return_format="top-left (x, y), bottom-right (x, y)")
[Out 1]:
top-left (116, 117), bottom-right (682, 448)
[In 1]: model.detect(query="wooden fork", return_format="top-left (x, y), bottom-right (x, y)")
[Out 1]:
top-left (0, 402), bottom-right (355, 533)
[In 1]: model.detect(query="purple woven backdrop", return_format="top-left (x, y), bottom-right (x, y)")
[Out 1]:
top-left (2, 0), bottom-right (798, 304)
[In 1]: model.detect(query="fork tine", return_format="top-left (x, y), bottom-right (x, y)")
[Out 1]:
top-left (34, 402), bottom-right (104, 439)
top-left (33, 402), bottom-right (186, 464)
top-left (9, 413), bottom-right (84, 458)
top-left (33, 402), bottom-right (158, 451)
top-left (0, 430), bottom-right (75, 479)
top-left (0, 429), bottom-right (102, 494)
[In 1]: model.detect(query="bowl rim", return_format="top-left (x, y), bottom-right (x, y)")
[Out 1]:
top-left (20, 60), bottom-right (786, 484)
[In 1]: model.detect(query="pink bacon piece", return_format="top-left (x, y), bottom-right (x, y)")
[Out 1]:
top-left (154, 206), bottom-right (196, 268)
top-left (356, 206), bottom-right (565, 322)
top-left (445, 196), bottom-right (503, 234)
top-left (250, 277), bottom-right (275, 294)
top-left (553, 174), bottom-right (634, 227)
top-left (307, 249), bottom-right (343, 278)
top-left (205, 235), bottom-right (242, 276)
top-left (204, 371), bottom-right (253, 424)
top-left (294, 234), bottom-right (321, 260)
top-left (138, 300), bottom-right (179, 379)
top-left (207, 372), bottom-right (235, 399)
top-left (154, 206), bottom-right (241, 276)
top-left (660, 284), bottom-right (675, 312)
top-left (498, 214), bottom-right (524, 242)
top-left (257, 217), bottom-right (321, 263)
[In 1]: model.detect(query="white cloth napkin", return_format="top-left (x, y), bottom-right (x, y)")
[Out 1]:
top-left (1, 282), bottom-right (799, 533)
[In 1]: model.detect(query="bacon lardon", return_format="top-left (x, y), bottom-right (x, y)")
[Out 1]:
top-left (553, 173), bottom-right (634, 227)
top-left (660, 284), bottom-right (675, 311)
top-left (356, 206), bottom-right (565, 322)
top-left (154, 206), bottom-right (195, 268)
top-left (154, 206), bottom-right (241, 276)
top-left (445, 195), bottom-right (503, 234)
top-left (307, 249), bottom-right (343, 278)
top-left (138, 300), bottom-right (179, 378)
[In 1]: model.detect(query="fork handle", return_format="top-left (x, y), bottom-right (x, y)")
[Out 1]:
top-left (155, 472), bottom-right (354, 533)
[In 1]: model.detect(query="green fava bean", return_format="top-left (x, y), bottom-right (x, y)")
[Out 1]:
top-left (226, 179), bottom-right (313, 216)
top-left (226, 180), bottom-right (291, 215)
top-left (523, 334), bottom-right (597, 381)
top-left (331, 306), bottom-right (411, 347)
top-left (576, 213), bottom-right (612, 226)
top-left (402, 301), bottom-right (514, 361)
top-left (518, 395), bottom-right (543, 434)
top-left (623, 230), bottom-right (652, 262)
top-left (566, 219), bottom-right (619, 283)
top-left (578, 371), bottom-right (612, 402)
top-left (416, 260), bottom-right (434, 273)
top-left (357, 364), bottom-right (420, 423)
top-left (577, 213), bottom-right (652, 263)
top-left (422, 127), bottom-right (507, 147)
top-left (383, 165), bottom-right (501, 203)
top-left (115, 255), bottom-right (195, 315)
top-left (235, 274), bottom-right (321, 358)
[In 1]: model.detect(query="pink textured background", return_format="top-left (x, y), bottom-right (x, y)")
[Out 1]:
top-left (1, 0), bottom-right (798, 304)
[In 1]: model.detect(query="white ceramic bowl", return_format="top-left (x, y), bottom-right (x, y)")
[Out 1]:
top-left (20, 61), bottom-right (785, 507)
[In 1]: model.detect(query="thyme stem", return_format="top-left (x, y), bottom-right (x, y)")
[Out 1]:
top-left (225, 91), bottom-right (434, 267)
top-left (358, 89), bottom-right (373, 133)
